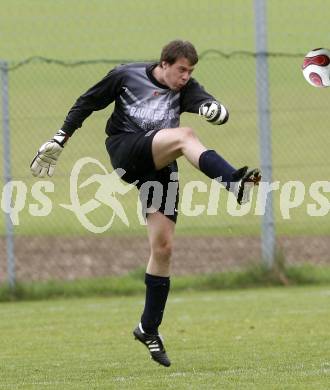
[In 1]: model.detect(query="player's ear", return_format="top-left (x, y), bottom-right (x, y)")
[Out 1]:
top-left (161, 61), bottom-right (168, 69)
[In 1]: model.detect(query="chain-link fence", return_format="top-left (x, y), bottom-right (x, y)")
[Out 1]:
top-left (1, 0), bottom-right (330, 285)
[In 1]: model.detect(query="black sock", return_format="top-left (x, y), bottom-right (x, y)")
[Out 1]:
top-left (199, 150), bottom-right (236, 188)
top-left (141, 273), bottom-right (170, 335)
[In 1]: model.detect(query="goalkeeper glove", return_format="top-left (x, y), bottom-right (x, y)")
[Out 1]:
top-left (30, 130), bottom-right (70, 177)
top-left (199, 101), bottom-right (229, 125)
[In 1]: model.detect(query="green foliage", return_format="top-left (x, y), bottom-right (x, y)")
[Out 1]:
top-left (1, 264), bottom-right (330, 302)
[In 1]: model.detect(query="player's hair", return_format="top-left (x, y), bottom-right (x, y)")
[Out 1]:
top-left (160, 40), bottom-right (198, 66)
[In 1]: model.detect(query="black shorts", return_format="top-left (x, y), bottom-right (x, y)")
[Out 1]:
top-left (105, 131), bottom-right (179, 223)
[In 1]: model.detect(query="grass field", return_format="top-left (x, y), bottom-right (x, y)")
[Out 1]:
top-left (1, 5), bottom-right (329, 389)
top-left (1, 286), bottom-right (330, 389)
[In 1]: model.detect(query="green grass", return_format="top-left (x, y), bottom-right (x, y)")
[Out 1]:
top-left (2, 263), bottom-right (330, 302)
top-left (1, 6), bottom-right (329, 385)
top-left (1, 0), bottom-right (256, 61)
top-left (1, 286), bottom-right (330, 388)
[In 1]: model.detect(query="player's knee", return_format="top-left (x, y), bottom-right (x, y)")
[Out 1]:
top-left (152, 240), bottom-right (173, 263)
top-left (180, 127), bottom-right (197, 144)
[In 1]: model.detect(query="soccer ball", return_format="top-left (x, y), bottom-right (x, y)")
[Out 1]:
top-left (302, 48), bottom-right (330, 88)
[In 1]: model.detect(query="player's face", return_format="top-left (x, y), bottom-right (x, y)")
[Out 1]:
top-left (162, 57), bottom-right (195, 91)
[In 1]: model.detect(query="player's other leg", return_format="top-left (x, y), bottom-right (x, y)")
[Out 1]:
top-left (133, 211), bottom-right (174, 367)
top-left (151, 127), bottom-right (261, 204)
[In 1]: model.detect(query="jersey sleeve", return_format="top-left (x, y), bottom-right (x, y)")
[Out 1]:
top-left (179, 78), bottom-right (217, 114)
top-left (61, 66), bottom-right (125, 135)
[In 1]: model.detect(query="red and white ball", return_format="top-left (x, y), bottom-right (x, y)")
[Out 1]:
top-left (302, 48), bottom-right (330, 88)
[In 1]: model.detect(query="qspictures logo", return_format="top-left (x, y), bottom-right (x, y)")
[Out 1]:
top-left (1, 157), bottom-right (330, 233)
top-left (60, 157), bottom-right (137, 233)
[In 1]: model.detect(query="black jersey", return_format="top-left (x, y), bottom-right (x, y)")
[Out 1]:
top-left (61, 62), bottom-right (217, 136)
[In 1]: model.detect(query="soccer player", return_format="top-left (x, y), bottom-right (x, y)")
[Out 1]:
top-left (30, 40), bottom-right (261, 367)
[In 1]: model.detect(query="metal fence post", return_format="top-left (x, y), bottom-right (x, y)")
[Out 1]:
top-left (254, 0), bottom-right (276, 268)
top-left (1, 60), bottom-right (16, 287)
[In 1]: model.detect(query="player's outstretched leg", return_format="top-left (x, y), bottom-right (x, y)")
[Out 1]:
top-left (133, 323), bottom-right (171, 367)
top-left (151, 127), bottom-right (261, 205)
top-left (198, 150), bottom-right (261, 204)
